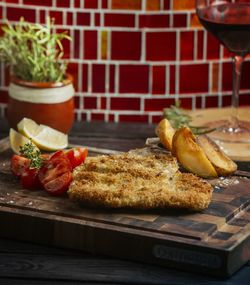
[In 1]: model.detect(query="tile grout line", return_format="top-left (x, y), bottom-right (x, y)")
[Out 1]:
top-left (209, 62), bottom-right (213, 94)
top-left (193, 30), bottom-right (198, 60)
top-left (175, 30), bottom-right (180, 99)
top-left (97, 29), bottom-right (102, 60)
top-left (165, 65), bottom-right (170, 96)
top-left (218, 46), bottom-right (224, 108)
top-left (114, 63), bottom-right (119, 95)
top-left (88, 64), bottom-right (92, 93)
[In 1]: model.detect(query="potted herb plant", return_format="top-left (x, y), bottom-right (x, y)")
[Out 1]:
top-left (0, 17), bottom-right (74, 133)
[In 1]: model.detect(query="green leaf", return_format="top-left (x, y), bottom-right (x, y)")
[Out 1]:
top-left (0, 17), bottom-right (71, 82)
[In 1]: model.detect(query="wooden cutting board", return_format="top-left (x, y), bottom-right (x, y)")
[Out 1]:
top-left (0, 137), bottom-right (249, 277)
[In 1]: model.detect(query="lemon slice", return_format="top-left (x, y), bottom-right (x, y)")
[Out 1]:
top-left (17, 118), bottom-right (68, 151)
top-left (9, 128), bottom-right (39, 154)
top-left (17, 117), bottom-right (40, 137)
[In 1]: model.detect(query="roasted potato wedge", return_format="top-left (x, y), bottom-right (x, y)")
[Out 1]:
top-left (155, 118), bottom-right (175, 151)
top-left (172, 127), bottom-right (218, 178)
top-left (196, 135), bottom-right (237, 176)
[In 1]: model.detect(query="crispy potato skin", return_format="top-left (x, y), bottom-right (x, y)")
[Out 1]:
top-left (196, 135), bottom-right (237, 176)
top-left (68, 149), bottom-right (213, 211)
top-left (172, 127), bottom-right (218, 178)
top-left (155, 118), bottom-right (175, 151)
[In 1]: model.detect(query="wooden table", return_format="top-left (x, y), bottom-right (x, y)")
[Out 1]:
top-left (0, 118), bottom-right (249, 285)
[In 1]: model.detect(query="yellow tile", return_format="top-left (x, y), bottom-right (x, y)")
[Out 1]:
top-left (101, 31), bottom-right (108, 60)
top-left (146, 0), bottom-right (160, 11)
top-left (112, 0), bottom-right (142, 10)
top-left (190, 13), bottom-right (202, 28)
top-left (212, 63), bottom-right (219, 92)
top-left (174, 0), bottom-right (195, 10)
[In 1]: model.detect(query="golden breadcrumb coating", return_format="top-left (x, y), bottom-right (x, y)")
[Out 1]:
top-left (68, 148), bottom-right (213, 211)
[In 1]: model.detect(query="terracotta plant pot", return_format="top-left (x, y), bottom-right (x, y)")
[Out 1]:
top-left (7, 74), bottom-right (75, 133)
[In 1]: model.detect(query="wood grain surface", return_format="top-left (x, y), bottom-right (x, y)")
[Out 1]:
top-left (0, 136), bottom-right (249, 278)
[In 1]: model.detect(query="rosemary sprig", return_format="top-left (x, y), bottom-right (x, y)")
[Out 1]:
top-left (0, 17), bottom-right (71, 82)
top-left (163, 101), bottom-right (216, 135)
top-left (19, 140), bottom-right (43, 169)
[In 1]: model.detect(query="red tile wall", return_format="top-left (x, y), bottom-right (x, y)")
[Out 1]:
top-left (0, 0), bottom-right (249, 123)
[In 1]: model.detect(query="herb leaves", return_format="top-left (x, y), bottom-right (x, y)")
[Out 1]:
top-left (19, 141), bottom-right (43, 169)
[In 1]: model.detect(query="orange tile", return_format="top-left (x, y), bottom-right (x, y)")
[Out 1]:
top-left (146, 0), bottom-right (160, 11)
top-left (212, 63), bottom-right (219, 92)
top-left (111, 0), bottom-right (141, 10)
top-left (174, 0), bottom-right (195, 10)
top-left (101, 31), bottom-right (108, 60)
top-left (190, 13), bottom-right (202, 28)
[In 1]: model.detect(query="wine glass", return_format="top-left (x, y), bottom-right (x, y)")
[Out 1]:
top-left (196, 0), bottom-right (250, 143)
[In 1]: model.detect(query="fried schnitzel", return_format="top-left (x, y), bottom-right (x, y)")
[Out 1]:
top-left (68, 148), bottom-right (213, 211)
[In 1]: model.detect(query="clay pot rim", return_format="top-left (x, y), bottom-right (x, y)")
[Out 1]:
top-left (10, 73), bottom-right (73, 89)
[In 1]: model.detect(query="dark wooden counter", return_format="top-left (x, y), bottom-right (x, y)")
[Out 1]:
top-left (0, 117), bottom-right (249, 285)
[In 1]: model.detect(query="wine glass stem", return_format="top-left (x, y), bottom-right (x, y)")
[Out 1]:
top-left (231, 55), bottom-right (244, 130)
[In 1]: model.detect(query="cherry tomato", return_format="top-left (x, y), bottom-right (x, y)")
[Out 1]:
top-left (50, 150), bottom-right (65, 160)
top-left (21, 168), bottom-right (41, 189)
top-left (38, 155), bottom-right (72, 196)
top-left (41, 153), bottom-right (51, 162)
top-left (65, 147), bottom-right (88, 169)
top-left (11, 155), bottom-right (30, 177)
top-left (42, 172), bottom-right (72, 196)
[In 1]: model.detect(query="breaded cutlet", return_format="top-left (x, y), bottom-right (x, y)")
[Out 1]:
top-left (68, 148), bottom-right (213, 211)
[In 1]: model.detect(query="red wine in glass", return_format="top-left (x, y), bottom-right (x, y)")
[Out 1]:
top-left (196, 0), bottom-right (250, 143)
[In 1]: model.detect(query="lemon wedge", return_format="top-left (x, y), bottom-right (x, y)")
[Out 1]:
top-left (17, 117), bottom-right (40, 137)
top-left (17, 118), bottom-right (68, 151)
top-left (9, 128), bottom-right (39, 154)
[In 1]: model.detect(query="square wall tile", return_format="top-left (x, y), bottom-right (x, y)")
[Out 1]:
top-left (144, 98), bottom-right (175, 111)
top-left (173, 14), bottom-right (187, 27)
top-left (56, 0), bottom-right (70, 7)
top-left (67, 63), bottom-right (79, 91)
top-left (110, 97), bottom-right (141, 110)
top-left (84, 30), bottom-right (98, 59)
top-left (222, 62), bottom-right (232, 92)
top-left (111, 31), bottom-right (141, 60)
top-left (139, 14), bottom-right (169, 28)
top-left (180, 31), bottom-right (194, 60)
top-left (207, 33), bottom-right (220, 59)
top-left (84, 97), bottom-right (97, 109)
top-left (163, 0), bottom-right (170, 10)
top-left (205, 96), bottom-right (219, 108)
top-left (77, 12), bottom-right (91, 26)
top-left (109, 65), bottom-right (116, 93)
top-left (152, 66), bottom-right (166, 94)
top-left (111, 0), bottom-right (141, 10)
top-left (6, 7), bottom-right (36, 22)
top-left (174, 0), bottom-right (195, 10)
top-left (179, 64), bottom-right (209, 93)
top-left (91, 113), bottom-right (105, 121)
top-left (119, 65), bottom-right (149, 93)
top-left (92, 64), bottom-right (106, 93)
top-left (23, 0), bottom-right (52, 6)
top-left (146, 0), bottom-right (161, 11)
top-left (146, 32), bottom-right (176, 61)
top-left (84, 0), bottom-right (98, 8)
top-left (105, 13), bottom-right (135, 27)
top-left (82, 64), bottom-right (89, 92)
top-left (48, 11), bottom-right (63, 25)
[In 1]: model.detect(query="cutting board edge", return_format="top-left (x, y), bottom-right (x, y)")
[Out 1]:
top-left (0, 204), bottom-right (247, 278)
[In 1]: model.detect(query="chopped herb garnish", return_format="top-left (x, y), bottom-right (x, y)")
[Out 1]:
top-left (19, 140), bottom-right (43, 169)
